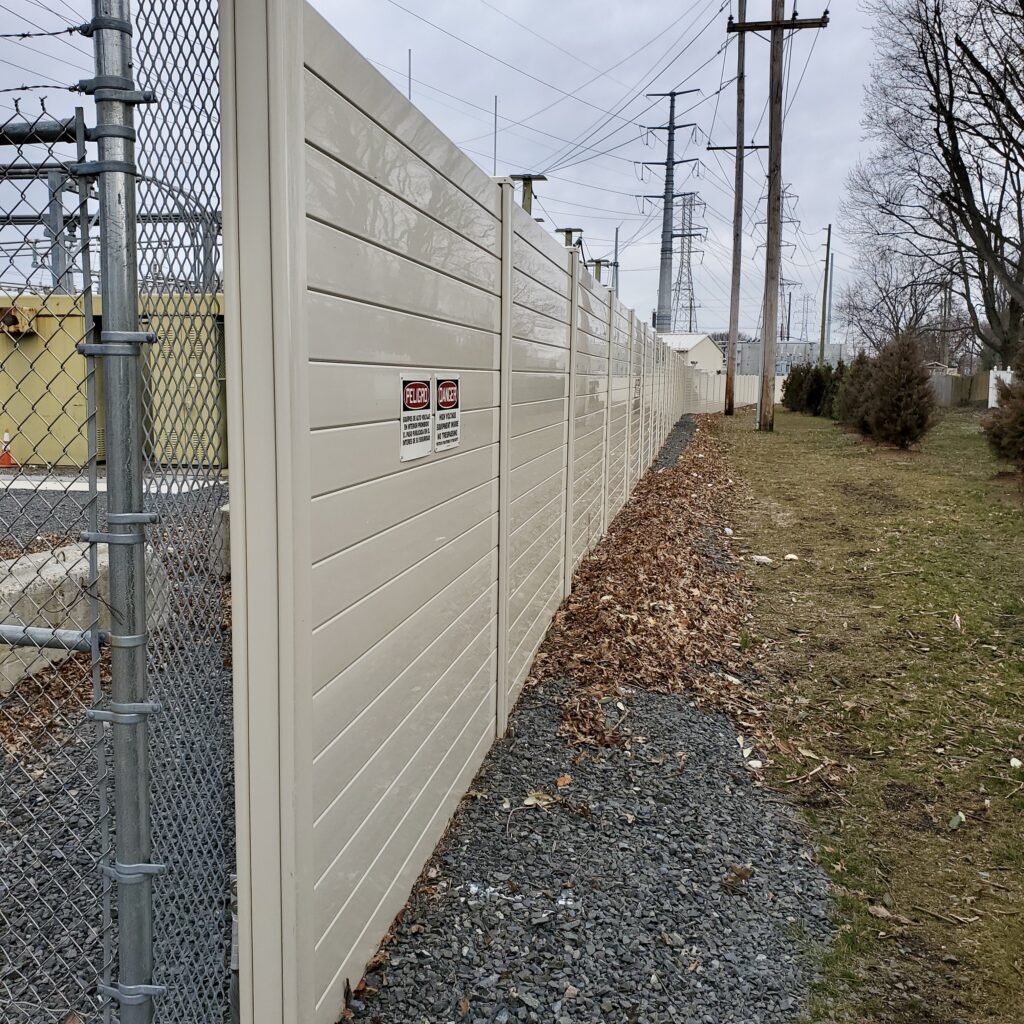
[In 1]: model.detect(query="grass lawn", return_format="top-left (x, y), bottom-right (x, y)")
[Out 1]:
top-left (723, 407), bottom-right (1024, 1024)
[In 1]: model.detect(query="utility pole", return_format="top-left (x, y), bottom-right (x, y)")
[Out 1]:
top-left (509, 173), bottom-right (546, 215)
top-left (818, 222), bottom-right (831, 364)
top-left (643, 91), bottom-right (699, 331)
top-left (729, 1), bottom-right (828, 430)
top-left (826, 251), bottom-right (835, 346)
top-left (407, 49), bottom-right (412, 100)
top-left (726, 0), bottom-right (747, 414)
top-left (612, 224), bottom-right (620, 295)
top-left (492, 96), bottom-right (498, 175)
top-left (83, 1), bottom-right (161, 1020)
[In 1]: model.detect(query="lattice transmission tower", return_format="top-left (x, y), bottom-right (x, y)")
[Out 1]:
top-left (671, 192), bottom-right (704, 332)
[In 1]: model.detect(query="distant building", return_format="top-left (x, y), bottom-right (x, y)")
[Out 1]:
top-left (660, 333), bottom-right (725, 372)
top-left (736, 337), bottom-right (847, 375)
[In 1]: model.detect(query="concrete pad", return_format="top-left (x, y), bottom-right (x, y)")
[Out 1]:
top-left (0, 541), bottom-right (172, 696)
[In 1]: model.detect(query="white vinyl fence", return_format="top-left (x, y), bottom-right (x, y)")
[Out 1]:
top-left (221, 4), bottom-right (751, 1021)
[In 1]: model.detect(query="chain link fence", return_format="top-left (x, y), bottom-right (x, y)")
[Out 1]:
top-left (0, 106), bottom-right (113, 1024)
top-left (1, 1), bottom-right (233, 1021)
top-left (134, 0), bottom-right (235, 1019)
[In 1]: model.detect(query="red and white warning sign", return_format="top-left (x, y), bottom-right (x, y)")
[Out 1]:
top-left (434, 374), bottom-right (461, 452)
top-left (400, 374), bottom-right (433, 461)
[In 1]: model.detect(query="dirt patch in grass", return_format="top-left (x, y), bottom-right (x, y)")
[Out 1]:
top-left (723, 407), bottom-right (1024, 1024)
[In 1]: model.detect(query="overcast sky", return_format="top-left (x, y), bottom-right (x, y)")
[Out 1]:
top-left (1, 0), bottom-right (876, 338)
top-left (311, 0), bottom-right (876, 338)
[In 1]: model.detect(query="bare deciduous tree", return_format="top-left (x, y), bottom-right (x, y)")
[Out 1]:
top-left (843, 0), bottom-right (1024, 367)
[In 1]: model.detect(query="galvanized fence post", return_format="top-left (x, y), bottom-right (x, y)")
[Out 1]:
top-left (83, 2), bottom-right (162, 1018)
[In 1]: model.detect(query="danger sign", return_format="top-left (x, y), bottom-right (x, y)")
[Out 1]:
top-left (400, 374), bottom-right (432, 461)
top-left (433, 374), bottom-right (461, 452)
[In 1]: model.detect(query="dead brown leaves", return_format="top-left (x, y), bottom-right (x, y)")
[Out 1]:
top-left (528, 417), bottom-right (760, 746)
top-left (0, 532), bottom-right (73, 562)
top-left (0, 648), bottom-right (105, 762)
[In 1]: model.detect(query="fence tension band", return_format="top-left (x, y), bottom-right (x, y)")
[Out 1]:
top-left (98, 983), bottom-right (167, 1008)
top-left (77, 329), bottom-right (157, 358)
top-left (101, 860), bottom-right (167, 885)
top-left (107, 632), bottom-right (148, 650)
top-left (81, 530), bottom-right (145, 546)
top-left (87, 701), bottom-right (162, 726)
top-left (108, 511), bottom-right (160, 525)
top-left (69, 159), bottom-right (138, 178)
top-left (79, 15), bottom-right (133, 37)
top-left (86, 124), bottom-right (136, 143)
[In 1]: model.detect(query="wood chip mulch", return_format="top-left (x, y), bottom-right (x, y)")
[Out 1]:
top-left (528, 415), bottom-right (771, 749)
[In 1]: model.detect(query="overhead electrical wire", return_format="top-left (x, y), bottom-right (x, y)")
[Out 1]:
top-left (380, 0), bottom-right (649, 124)
top-left (542, 0), bottom-right (729, 173)
top-left (458, 1), bottom-right (709, 150)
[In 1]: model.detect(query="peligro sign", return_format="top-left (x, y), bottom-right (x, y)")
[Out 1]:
top-left (398, 372), bottom-right (463, 461)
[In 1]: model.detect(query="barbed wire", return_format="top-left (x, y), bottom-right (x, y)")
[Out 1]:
top-left (0, 24), bottom-right (87, 41)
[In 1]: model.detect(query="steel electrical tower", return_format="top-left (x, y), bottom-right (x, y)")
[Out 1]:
top-left (671, 192), bottom-right (704, 332)
top-left (642, 91), bottom-right (698, 331)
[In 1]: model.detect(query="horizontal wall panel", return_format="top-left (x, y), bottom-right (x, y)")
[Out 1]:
top-left (312, 607), bottom-right (495, 833)
top-left (573, 351), bottom-right (609, 376)
top-left (311, 478), bottom-right (498, 624)
top-left (573, 419), bottom-right (606, 460)
top-left (574, 391), bottom-right (607, 418)
top-left (510, 396), bottom-right (565, 437)
top-left (509, 559), bottom-right (562, 664)
top-left (304, 8), bottom-right (500, 216)
top-left (511, 268), bottom-right (570, 323)
top-left (507, 570), bottom-right (562, 699)
top-left (511, 370), bottom-right (568, 404)
top-left (510, 336), bottom-right (569, 374)
top-left (509, 510), bottom-right (563, 595)
top-left (509, 537), bottom-right (562, 633)
top-left (303, 76), bottom-right (500, 237)
top-left (307, 291), bottom-right (498, 369)
top-left (312, 518), bottom-right (497, 692)
top-left (510, 446), bottom-right (565, 502)
top-left (509, 464), bottom-right (565, 533)
top-left (312, 442), bottom-right (497, 563)
top-left (511, 231), bottom-right (570, 298)
top-left (307, 221), bottom-right (499, 333)
top-left (313, 689), bottom-right (495, 1011)
top-left (306, 146), bottom-right (500, 294)
top-left (512, 206), bottom-right (570, 268)
top-left (575, 372), bottom-right (610, 398)
top-left (311, 552), bottom-right (496, 762)
top-left (310, 364), bottom-right (498, 430)
top-left (512, 304), bottom-right (570, 349)
top-left (310, 408), bottom-right (498, 497)
top-left (510, 421), bottom-right (567, 471)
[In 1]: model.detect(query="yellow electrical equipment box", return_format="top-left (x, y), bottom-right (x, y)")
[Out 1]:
top-left (0, 294), bottom-right (96, 468)
top-left (0, 292), bottom-right (226, 470)
top-left (140, 292), bottom-right (228, 469)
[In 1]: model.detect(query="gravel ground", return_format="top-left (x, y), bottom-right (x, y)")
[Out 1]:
top-left (353, 682), bottom-right (831, 1024)
top-left (1, 477), bottom-right (235, 1023)
top-left (655, 414), bottom-right (700, 470)
top-left (351, 418), bottom-right (831, 1024)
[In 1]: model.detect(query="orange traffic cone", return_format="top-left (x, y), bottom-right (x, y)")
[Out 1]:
top-left (0, 432), bottom-right (18, 468)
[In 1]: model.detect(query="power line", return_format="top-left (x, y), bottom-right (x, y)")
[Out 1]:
top-left (459, 1), bottom-right (708, 150)
top-left (379, 0), bottom-right (646, 124)
top-left (543, 0), bottom-right (728, 173)
top-left (470, 0), bottom-right (630, 87)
